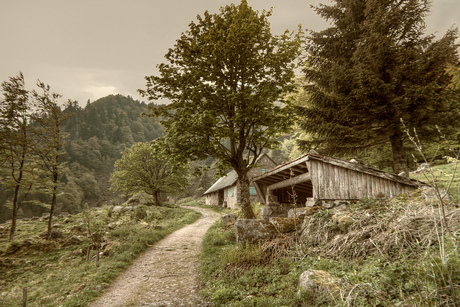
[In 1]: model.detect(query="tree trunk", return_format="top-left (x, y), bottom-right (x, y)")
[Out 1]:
top-left (236, 170), bottom-right (256, 219)
top-left (390, 129), bottom-right (409, 176)
top-left (9, 185), bottom-right (20, 241)
top-left (47, 171), bottom-right (58, 240)
top-left (153, 191), bottom-right (160, 206)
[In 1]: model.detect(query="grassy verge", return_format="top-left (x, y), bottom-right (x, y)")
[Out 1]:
top-left (200, 194), bottom-right (460, 306)
top-left (200, 222), bottom-right (305, 306)
top-left (411, 162), bottom-right (460, 202)
top-left (0, 204), bottom-right (201, 307)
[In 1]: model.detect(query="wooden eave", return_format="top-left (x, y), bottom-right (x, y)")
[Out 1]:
top-left (253, 154), bottom-right (310, 186)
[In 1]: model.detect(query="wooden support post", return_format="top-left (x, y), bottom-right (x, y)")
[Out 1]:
top-left (253, 182), bottom-right (265, 205)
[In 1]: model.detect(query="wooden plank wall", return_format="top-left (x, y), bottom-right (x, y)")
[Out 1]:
top-left (308, 160), bottom-right (417, 200)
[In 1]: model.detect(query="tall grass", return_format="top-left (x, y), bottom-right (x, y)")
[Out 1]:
top-left (0, 204), bottom-right (201, 307)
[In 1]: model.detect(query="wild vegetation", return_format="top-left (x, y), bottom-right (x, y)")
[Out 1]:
top-left (200, 162), bottom-right (460, 306)
top-left (0, 200), bottom-right (201, 307)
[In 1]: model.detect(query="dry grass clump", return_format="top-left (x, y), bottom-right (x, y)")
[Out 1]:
top-left (300, 195), bottom-right (460, 260)
top-left (223, 234), bottom-right (295, 275)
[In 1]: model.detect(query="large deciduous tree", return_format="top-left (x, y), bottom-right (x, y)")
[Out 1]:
top-left (110, 140), bottom-right (190, 206)
top-left (139, 0), bottom-right (301, 218)
top-left (296, 0), bottom-right (459, 174)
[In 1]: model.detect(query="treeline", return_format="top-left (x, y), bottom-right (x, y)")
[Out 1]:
top-left (56, 95), bottom-right (166, 212)
top-left (0, 92), bottom-right (165, 225)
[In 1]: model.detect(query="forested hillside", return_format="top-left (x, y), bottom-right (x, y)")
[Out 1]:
top-left (0, 95), bottom-right (164, 222)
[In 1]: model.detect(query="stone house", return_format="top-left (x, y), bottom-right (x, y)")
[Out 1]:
top-left (203, 154), bottom-right (277, 209)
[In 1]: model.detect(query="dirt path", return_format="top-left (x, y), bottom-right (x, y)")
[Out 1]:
top-left (90, 206), bottom-right (220, 307)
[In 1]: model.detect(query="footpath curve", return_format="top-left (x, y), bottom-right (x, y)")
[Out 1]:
top-left (90, 206), bottom-right (220, 307)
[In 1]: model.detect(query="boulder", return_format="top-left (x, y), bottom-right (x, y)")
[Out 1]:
top-left (411, 163), bottom-right (430, 174)
top-left (420, 186), bottom-right (452, 203)
top-left (107, 222), bottom-right (118, 230)
top-left (288, 206), bottom-right (322, 219)
top-left (221, 213), bottom-right (237, 226)
top-left (269, 217), bottom-right (302, 233)
top-left (331, 212), bottom-right (354, 232)
top-left (65, 236), bottom-right (83, 246)
top-left (234, 219), bottom-right (277, 245)
top-left (112, 206), bottom-right (123, 213)
top-left (39, 230), bottom-right (64, 240)
top-left (298, 269), bottom-right (341, 299)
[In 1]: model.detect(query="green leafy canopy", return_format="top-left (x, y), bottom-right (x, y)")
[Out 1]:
top-left (110, 139), bottom-right (190, 205)
top-left (139, 0), bottom-right (302, 175)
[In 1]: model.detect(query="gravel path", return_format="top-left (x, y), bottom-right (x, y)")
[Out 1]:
top-left (90, 206), bottom-right (220, 307)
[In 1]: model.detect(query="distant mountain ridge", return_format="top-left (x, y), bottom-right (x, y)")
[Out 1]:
top-left (62, 94), bottom-right (163, 143)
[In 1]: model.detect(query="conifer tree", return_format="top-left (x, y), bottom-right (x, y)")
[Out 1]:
top-left (296, 0), bottom-right (459, 174)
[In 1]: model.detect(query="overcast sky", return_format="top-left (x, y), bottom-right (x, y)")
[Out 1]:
top-left (1, 0), bottom-right (458, 105)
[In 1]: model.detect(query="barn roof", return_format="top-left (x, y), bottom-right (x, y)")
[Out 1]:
top-left (253, 153), bottom-right (422, 188)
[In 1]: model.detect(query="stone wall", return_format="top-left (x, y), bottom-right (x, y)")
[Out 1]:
top-left (205, 192), bottom-right (220, 206)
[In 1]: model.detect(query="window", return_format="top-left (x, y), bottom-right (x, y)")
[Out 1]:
top-left (262, 168), bottom-right (267, 174)
top-left (249, 187), bottom-right (257, 195)
top-left (231, 187), bottom-right (234, 196)
top-left (224, 189), bottom-right (227, 197)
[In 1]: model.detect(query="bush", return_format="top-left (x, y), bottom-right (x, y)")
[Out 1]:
top-left (133, 205), bottom-right (148, 221)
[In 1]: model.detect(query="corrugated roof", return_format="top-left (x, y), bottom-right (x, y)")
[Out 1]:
top-left (203, 170), bottom-right (238, 195)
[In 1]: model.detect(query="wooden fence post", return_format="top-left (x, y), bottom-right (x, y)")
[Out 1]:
top-left (22, 287), bottom-right (27, 307)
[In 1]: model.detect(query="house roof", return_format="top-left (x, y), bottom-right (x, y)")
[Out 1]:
top-left (203, 170), bottom-right (238, 195)
top-left (202, 153), bottom-right (276, 195)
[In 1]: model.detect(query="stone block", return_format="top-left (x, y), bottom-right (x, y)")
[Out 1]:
top-left (234, 219), bottom-right (277, 245)
top-left (221, 213), bottom-right (237, 225)
top-left (260, 202), bottom-right (294, 220)
top-left (269, 217), bottom-right (302, 233)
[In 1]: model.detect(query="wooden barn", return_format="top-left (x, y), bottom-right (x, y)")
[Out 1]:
top-left (253, 153), bottom-right (424, 207)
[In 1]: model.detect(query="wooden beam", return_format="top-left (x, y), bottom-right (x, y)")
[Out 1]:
top-left (254, 182), bottom-right (266, 204)
top-left (254, 155), bottom-right (310, 182)
top-left (267, 173), bottom-right (311, 191)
